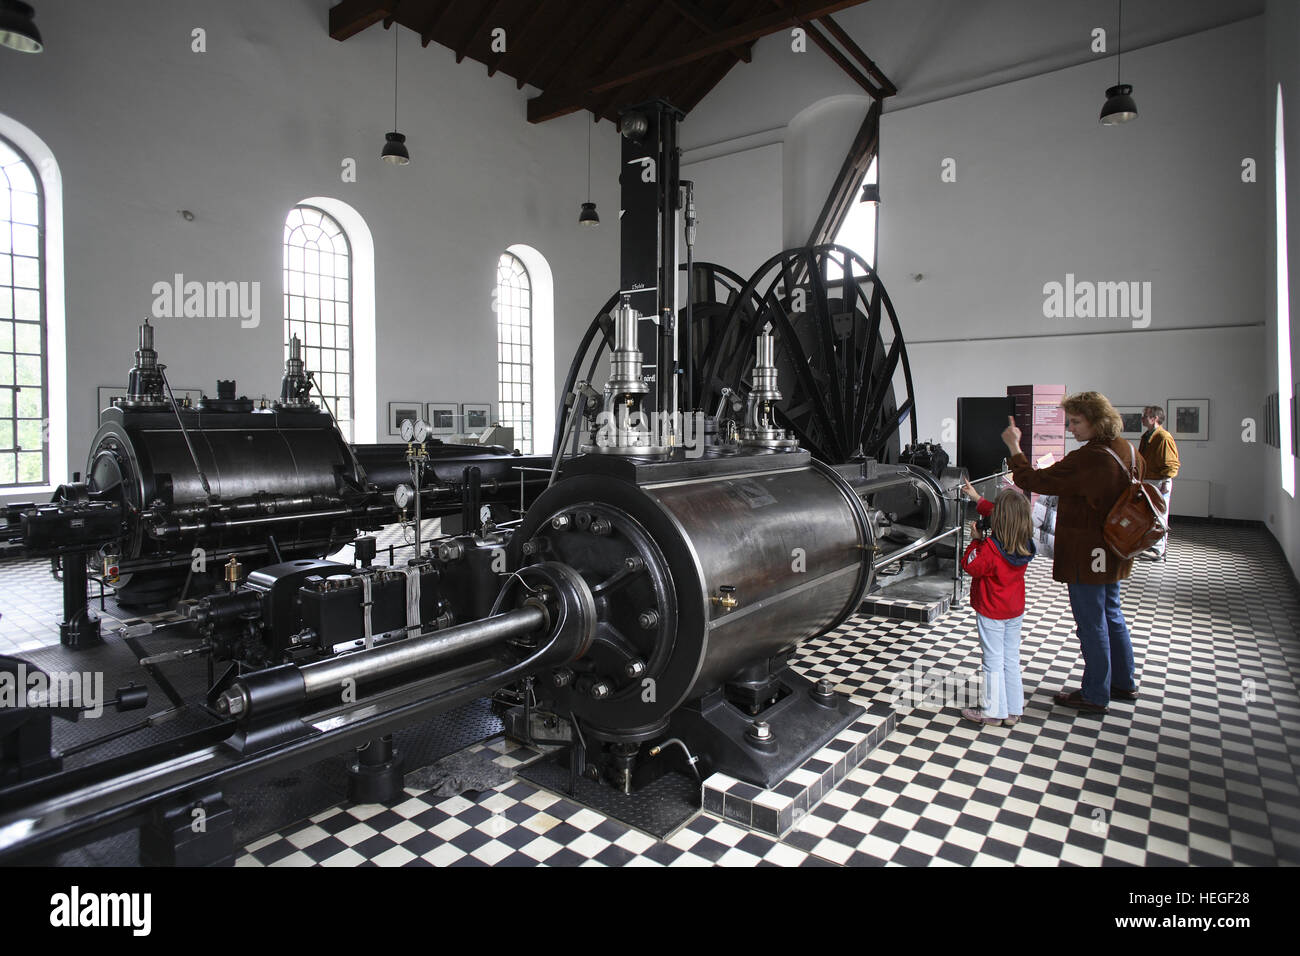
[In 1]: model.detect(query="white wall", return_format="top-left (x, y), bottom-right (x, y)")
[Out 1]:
top-left (0, 0), bottom-right (620, 503)
top-left (681, 15), bottom-right (1268, 521)
top-left (1263, 0), bottom-right (1300, 576)
top-left (681, 142), bottom-right (782, 281)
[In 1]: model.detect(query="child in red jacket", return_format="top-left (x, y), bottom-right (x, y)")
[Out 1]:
top-left (960, 482), bottom-right (1036, 727)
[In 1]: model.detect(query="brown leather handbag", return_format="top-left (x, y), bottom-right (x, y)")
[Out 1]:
top-left (1100, 443), bottom-right (1168, 559)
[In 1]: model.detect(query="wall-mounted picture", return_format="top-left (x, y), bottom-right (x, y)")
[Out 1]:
top-left (425, 402), bottom-right (457, 437)
top-left (1167, 399), bottom-right (1209, 442)
top-left (388, 401), bottom-right (422, 437)
top-left (462, 403), bottom-right (491, 433)
top-left (1113, 405), bottom-right (1146, 440)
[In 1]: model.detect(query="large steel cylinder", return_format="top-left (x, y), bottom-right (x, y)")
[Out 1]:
top-left (509, 448), bottom-right (874, 742)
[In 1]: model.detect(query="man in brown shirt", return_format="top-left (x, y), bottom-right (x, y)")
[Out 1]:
top-left (999, 392), bottom-right (1141, 714)
top-left (1136, 405), bottom-right (1179, 560)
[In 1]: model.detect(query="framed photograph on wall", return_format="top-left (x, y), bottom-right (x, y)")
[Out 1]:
top-left (388, 401), bottom-right (423, 437)
top-left (1167, 399), bottom-right (1209, 442)
top-left (1113, 405), bottom-right (1146, 440)
top-left (462, 403), bottom-right (491, 433)
top-left (425, 402), bottom-right (457, 437)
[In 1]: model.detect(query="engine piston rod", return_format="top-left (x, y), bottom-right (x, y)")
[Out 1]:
top-left (216, 602), bottom-right (548, 720)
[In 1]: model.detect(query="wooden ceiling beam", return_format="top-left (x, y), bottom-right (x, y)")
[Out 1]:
top-left (418, 0), bottom-right (456, 47)
top-left (329, 0), bottom-right (392, 41)
top-left (516, 0), bottom-right (592, 89)
top-left (454, 0), bottom-right (504, 62)
top-left (487, 0), bottom-right (549, 76)
top-left (527, 0), bottom-right (871, 123)
top-left (804, 20), bottom-right (882, 98)
top-left (664, 0), bottom-right (751, 64)
top-left (817, 13), bottom-right (896, 95)
top-left (587, 1), bottom-right (694, 120)
top-left (529, 0), bottom-right (627, 95)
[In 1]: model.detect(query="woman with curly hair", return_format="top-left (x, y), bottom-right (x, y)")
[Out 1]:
top-left (998, 391), bottom-right (1144, 716)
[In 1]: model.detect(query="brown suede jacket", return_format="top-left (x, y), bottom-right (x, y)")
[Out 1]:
top-left (1008, 436), bottom-right (1145, 584)
top-left (1138, 425), bottom-right (1180, 479)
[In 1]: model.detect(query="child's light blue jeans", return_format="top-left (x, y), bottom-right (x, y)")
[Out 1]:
top-left (977, 613), bottom-right (1024, 720)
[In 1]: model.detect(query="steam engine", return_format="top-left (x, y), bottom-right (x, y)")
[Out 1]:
top-left (0, 100), bottom-right (961, 864)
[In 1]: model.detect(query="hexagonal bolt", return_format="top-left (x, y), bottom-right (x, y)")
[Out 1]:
top-left (816, 678), bottom-right (835, 695)
top-left (746, 719), bottom-right (772, 742)
top-left (437, 541), bottom-right (464, 562)
top-left (217, 691), bottom-right (244, 717)
top-left (551, 668), bottom-right (574, 688)
top-left (637, 609), bottom-right (660, 629)
top-left (623, 555), bottom-right (645, 572)
top-left (590, 681), bottom-right (613, 700)
top-left (520, 540), bottom-right (539, 556)
top-left (551, 514), bottom-right (571, 531)
top-left (624, 659), bottom-right (646, 679)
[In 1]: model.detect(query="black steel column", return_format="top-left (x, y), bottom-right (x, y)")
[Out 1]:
top-left (619, 100), bottom-right (683, 419)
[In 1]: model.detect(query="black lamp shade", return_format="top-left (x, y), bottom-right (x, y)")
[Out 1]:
top-left (0, 0), bottom-right (42, 52)
top-left (1100, 84), bottom-right (1138, 125)
top-left (579, 201), bottom-right (600, 225)
top-left (859, 183), bottom-right (880, 205)
top-left (381, 131), bottom-right (410, 165)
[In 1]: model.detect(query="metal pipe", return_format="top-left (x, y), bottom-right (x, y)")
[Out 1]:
top-left (297, 603), bottom-right (547, 701)
top-left (159, 367), bottom-right (211, 497)
top-left (871, 524), bottom-right (961, 571)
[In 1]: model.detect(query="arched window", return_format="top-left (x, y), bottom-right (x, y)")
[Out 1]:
top-left (496, 252), bottom-right (533, 453)
top-left (284, 205), bottom-right (353, 439)
top-left (0, 134), bottom-right (46, 487)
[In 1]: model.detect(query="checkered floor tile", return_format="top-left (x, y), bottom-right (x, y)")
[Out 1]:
top-left (6, 523), bottom-right (1298, 865)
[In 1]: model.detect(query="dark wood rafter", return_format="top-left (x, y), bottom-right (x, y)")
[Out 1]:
top-left (766, 0), bottom-right (890, 99)
top-left (418, 0), bottom-right (454, 47)
top-left (664, 0), bottom-right (752, 64)
top-left (677, 0), bottom-right (762, 112)
top-left (803, 21), bottom-right (882, 97)
top-left (527, 0), bottom-right (872, 123)
top-left (586, 1), bottom-right (685, 119)
top-left (516, 0), bottom-right (593, 90)
top-left (487, 0), bottom-right (550, 76)
top-left (328, 1), bottom-right (887, 126)
top-left (612, 7), bottom-right (715, 114)
top-left (454, 0), bottom-right (503, 63)
top-left (530, 0), bottom-right (627, 97)
top-left (330, 0), bottom-right (392, 40)
top-left (817, 13), bottom-right (896, 95)
top-left (805, 99), bottom-right (879, 249)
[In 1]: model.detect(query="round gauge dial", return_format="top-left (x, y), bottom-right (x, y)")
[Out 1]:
top-left (394, 483), bottom-right (414, 510)
top-left (414, 419), bottom-right (431, 443)
top-left (400, 418), bottom-right (415, 442)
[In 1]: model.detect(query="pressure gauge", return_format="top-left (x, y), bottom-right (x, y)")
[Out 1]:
top-left (400, 419), bottom-right (415, 442)
top-left (480, 505), bottom-right (493, 524)
top-left (394, 483), bottom-right (414, 510)
top-left (414, 419), bottom-right (431, 443)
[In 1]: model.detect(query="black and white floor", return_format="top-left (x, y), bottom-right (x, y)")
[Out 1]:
top-left (3, 523), bottom-right (1297, 866)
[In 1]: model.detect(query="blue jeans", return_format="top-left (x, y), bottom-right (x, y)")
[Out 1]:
top-left (977, 614), bottom-right (1024, 720)
top-left (1066, 582), bottom-right (1136, 706)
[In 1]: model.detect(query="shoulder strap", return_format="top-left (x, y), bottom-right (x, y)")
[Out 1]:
top-left (1099, 443), bottom-right (1139, 482)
